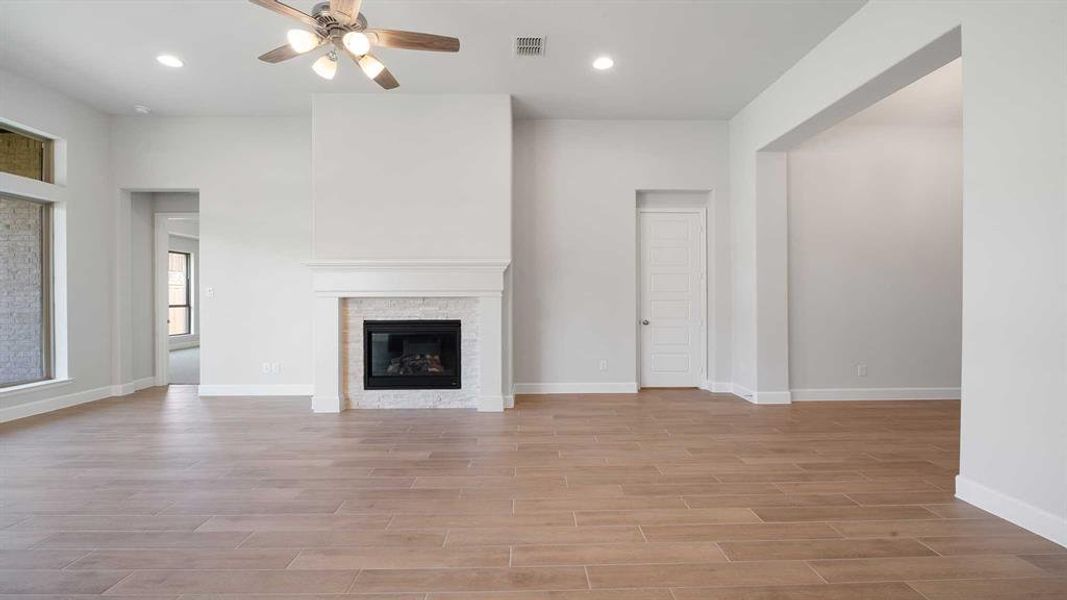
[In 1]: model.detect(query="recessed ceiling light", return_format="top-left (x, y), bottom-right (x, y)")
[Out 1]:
top-left (134, 105), bottom-right (152, 114)
top-left (156, 54), bottom-right (184, 68)
top-left (592, 56), bottom-right (614, 71)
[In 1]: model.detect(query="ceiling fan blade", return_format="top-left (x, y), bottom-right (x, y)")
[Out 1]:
top-left (330, 0), bottom-right (362, 25)
top-left (369, 63), bottom-right (399, 90)
top-left (258, 43), bottom-right (304, 63)
top-left (248, 0), bottom-right (318, 28)
top-left (366, 29), bottom-right (460, 53)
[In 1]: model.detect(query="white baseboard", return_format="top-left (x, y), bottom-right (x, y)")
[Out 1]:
top-left (704, 382), bottom-right (792, 405)
top-left (512, 382), bottom-right (639, 394)
top-left (0, 384), bottom-right (112, 423)
top-left (311, 395), bottom-right (341, 413)
top-left (792, 387), bottom-right (960, 401)
top-left (1, 375), bottom-right (162, 422)
top-left (110, 376), bottom-right (157, 397)
top-left (197, 384), bottom-right (314, 397)
top-left (729, 383), bottom-right (756, 403)
top-left (478, 395), bottom-right (505, 412)
top-left (0, 375), bottom-right (164, 423)
top-left (754, 390), bottom-right (792, 405)
top-left (956, 475), bottom-right (1067, 548)
top-left (700, 381), bottom-right (733, 393)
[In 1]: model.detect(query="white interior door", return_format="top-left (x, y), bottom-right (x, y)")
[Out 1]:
top-left (639, 211), bottom-right (704, 387)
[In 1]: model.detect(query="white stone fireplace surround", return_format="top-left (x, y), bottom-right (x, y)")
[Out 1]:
top-left (309, 260), bottom-right (509, 413)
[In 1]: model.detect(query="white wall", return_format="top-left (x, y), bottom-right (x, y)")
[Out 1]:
top-left (312, 94), bottom-right (511, 260)
top-left (109, 95), bottom-right (513, 398)
top-left (129, 193), bottom-right (155, 381)
top-left (167, 218), bottom-right (198, 239)
top-left (155, 191), bottom-right (198, 214)
top-left (111, 117), bottom-right (313, 395)
top-left (0, 68), bottom-right (116, 417)
top-left (512, 120), bottom-right (731, 391)
top-left (788, 125), bottom-right (962, 397)
top-left (730, 0), bottom-right (1066, 545)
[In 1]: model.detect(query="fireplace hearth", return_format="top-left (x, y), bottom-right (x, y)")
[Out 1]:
top-left (363, 320), bottom-right (461, 390)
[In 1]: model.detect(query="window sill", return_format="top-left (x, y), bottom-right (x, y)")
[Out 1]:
top-left (0, 377), bottom-right (74, 399)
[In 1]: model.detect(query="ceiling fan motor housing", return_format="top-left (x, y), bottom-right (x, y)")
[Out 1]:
top-left (311, 2), bottom-right (367, 33)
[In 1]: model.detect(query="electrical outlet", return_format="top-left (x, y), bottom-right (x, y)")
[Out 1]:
top-left (261, 362), bottom-right (271, 374)
top-left (598, 360), bottom-right (608, 372)
top-left (205, 287), bottom-right (215, 298)
top-left (271, 363), bottom-right (280, 374)
top-left (857, 363), bottom-right (868, 377)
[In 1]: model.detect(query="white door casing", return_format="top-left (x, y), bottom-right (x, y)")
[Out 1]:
top-left (639, 210), bottom-right (706, 388)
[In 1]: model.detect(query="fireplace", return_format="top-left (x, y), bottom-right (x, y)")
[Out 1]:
top-left (309, 260), bottom-right (508, 412)
top-left (363, 320), bottom-right (461, 390)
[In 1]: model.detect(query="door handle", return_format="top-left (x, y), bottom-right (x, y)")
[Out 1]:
top-left (641, 320), bottom-right (650, 326)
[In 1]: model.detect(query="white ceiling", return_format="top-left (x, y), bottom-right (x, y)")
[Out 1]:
top-left (0, 0), bottom-right (865, 119)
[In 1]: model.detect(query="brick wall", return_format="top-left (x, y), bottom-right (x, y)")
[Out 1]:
top-left (0, 197), bottom-right (45, 385)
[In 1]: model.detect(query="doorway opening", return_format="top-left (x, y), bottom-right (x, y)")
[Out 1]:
top-left (785, 59), bottom-right (962, 401)
top-left (162, 215), bottom-right (200, 385)
top-left (125, 191), bottom-right (200, 388)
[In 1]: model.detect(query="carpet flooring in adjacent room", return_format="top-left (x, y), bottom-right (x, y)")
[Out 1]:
top-left (168, 347), bottom-right (199, 385)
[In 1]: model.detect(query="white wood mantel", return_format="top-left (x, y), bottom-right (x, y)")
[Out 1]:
top-left (308, 259), bottom-right (510, 413)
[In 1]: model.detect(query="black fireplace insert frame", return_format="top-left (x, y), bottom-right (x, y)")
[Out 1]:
top-left (363, 320), bottom-right (461, 390)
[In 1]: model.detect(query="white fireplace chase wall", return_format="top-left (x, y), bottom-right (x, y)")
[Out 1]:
top-left (310, 260), bottom-right (510, 413)
top-left (310, 93), bottom-right (512, 413)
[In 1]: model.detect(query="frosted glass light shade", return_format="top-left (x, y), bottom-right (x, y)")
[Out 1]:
top-left (313, 53), bottom-right (338, 80)
top-left (342, 31), bottom-right (371, 56)
top-left (287, 29), bottom-right (320, 53)
top-left (359, 54), bottom-right (385, 79)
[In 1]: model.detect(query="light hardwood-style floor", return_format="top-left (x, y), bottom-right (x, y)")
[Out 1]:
top-left (1, 386), bottom-right (1064, 598)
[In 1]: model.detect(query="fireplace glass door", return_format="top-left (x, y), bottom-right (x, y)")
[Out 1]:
top-left (363, 320), bottom-right (461, 389)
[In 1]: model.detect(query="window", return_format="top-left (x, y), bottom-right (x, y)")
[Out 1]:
top-left (0, 196), bottom-right (53, 388)
top-left (0, 127), bottom-right (53, 182)
top-left (168, 251), bottom-right (192, 336)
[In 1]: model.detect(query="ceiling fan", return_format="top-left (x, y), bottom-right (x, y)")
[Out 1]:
top-left (250, 0), bottom-right (460, 89)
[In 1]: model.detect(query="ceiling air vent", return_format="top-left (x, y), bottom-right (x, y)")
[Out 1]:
top-left (514, 36), bottom-right (545, 57)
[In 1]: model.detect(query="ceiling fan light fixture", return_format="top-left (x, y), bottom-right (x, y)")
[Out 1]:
top-left (342, 31), bottom-right (372, 56)
top-left (313, 52), bottom-right (339, 80)
top-left (287, 29), bottom-right (320, 53)
top-left (358, 54), bottom-right (386, 79)
top-left (251, 0), bottom-right (461, 90)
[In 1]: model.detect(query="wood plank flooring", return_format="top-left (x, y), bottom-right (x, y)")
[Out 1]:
top-left (1, 386), bottom-right (1064, 598)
